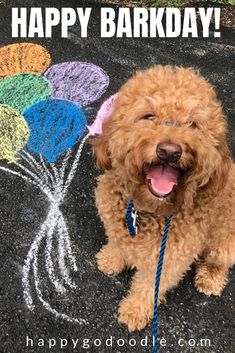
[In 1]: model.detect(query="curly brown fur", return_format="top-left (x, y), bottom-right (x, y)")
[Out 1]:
top-left (91, 65), bottom-right (235, 332)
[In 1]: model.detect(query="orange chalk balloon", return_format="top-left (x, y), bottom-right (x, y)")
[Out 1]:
top-left (0, 43), bottom-right (51, 79)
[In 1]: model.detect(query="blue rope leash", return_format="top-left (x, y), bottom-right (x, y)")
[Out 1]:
top-left (125, 201), bottom-right (173, 353)
top-left (126, 200), bottom-right (138, 236)
top-left (152, 213), bottom-right (174, 353)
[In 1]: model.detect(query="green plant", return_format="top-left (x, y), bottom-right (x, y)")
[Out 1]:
top-left (155, 0), bottom-right (182, 7)
top-left (211, 0), bottom-right (235, 4)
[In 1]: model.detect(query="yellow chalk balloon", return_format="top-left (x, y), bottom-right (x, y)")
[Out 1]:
top-left (0, 105), bottom-right (29, 163)
top-left (0, 43), bottom-right (51, 79)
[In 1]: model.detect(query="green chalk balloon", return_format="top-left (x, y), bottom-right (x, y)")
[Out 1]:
top-left (0, 105), bottom-right (29, 162)
top-left (0, 73), bottom-right (52, 113)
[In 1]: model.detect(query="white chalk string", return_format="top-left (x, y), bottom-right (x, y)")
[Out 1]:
top-left (0, 166), bottom-right (37, 187)
top-left (39, 154), bottom-right (56, 187)
top-left (59, 149), bottom-right (72, 183)
top-left (63, 133), bottom-right (90, 197)
top-left (51, 164), bottom-right (63, 195)
top-left (19, 152), bottom-right (43, 178)
top-left (20, 150), bottom-right (52, 186)
top-left (14, 161), bottom-right (53, 197)
top-left (57, 211), bottom-right (77, 288)
top-left (60, 215), bottom-right (78, 272)
top-left (1, 132), bottom-right (90, 324)
top-left (44, 207), bottom-right (67, 294)
top-left (22, 219), bottom-right (48, 311)
top-left (33, 233), bottom-right (86, 325)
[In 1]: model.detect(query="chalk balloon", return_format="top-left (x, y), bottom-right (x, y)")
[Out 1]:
top-left (0, 105), bottom-right (29, 162)
top-left (44, 62), bottom-right (109, 107)
top-left (88, 93), bottom-right (118, 135)
top-left (23, 99), bottom-right (87, 163)
top-left (0, 43), bottom-right (51, 79)
top-left (0, 73), bottom-right (52, 114)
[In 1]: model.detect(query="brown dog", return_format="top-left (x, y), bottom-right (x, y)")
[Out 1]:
top-left (91, 65), bottom-right (235, 332)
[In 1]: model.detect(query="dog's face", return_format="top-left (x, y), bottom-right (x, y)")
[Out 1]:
top-left (93, 66), bottom-right (231, 212)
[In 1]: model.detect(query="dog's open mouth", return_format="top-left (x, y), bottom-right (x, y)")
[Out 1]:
top-left (145, 164), bottom-right (181, 198)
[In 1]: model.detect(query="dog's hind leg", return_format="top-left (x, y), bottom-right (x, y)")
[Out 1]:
top-left (194, 233), bottom-right (235, 296)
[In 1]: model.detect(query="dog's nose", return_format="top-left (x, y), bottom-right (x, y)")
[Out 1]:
top-left (157, 143), bottom-right (182, 162)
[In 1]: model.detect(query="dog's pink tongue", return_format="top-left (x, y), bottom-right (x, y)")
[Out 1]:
top-left (147, 165), bottom-right (179, 196)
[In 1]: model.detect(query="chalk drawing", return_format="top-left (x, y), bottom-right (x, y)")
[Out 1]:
top-left (0, 74), bottom-right (52, 113)
top-left (0, 105), bottom-right (29, 162)
top-left (19, 150), bottom-right (53, 187)
top-left (0, 42), bottom-right (109, 324)
top-left (88, 93), bottom-right (118, 135)
top-left (44, 61), bottom-right (109, 107)
top-left (22, 202), bottom-right (87, 324)
top-left (23, 99), bottom-right (87, 163)
top-left (0, 43), bottom-right (51, 79)
top-left (39, 153), bottom-right (56, 187)
top-left (1, 130), bottom-right (91, 322)
top-left (21, 133), bottom-right (90, 323)
top-left (0, 165), bottom-right (39, 188)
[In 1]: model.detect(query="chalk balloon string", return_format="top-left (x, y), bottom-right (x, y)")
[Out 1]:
top-left (0, 43), bottom-right (111, 324)
top-left (0, 43), bottom-right (111, 322)
top-left (0, 132), bottom-right (90, 323)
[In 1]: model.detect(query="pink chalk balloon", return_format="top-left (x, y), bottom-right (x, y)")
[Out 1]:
top-left (44, 62), bottom-right (109, 107)
top-left (88, 93), bottom-right (118, 135)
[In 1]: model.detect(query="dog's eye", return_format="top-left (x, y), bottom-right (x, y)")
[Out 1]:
top-left (142, 114), bottom-right (155, 120)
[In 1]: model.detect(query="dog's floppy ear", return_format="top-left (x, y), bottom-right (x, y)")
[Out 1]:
top-left (198, 94), bottom-right (232, 197)
top-left (209, 139), bottom-right (231, 194)
top-left (89, 118), bottom-right (113, 170)
top-left (204, 135), bottom-right (232, 196)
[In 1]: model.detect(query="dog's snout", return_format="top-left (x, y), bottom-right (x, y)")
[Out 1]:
top-left (157, 143), bottom-right (182, 162)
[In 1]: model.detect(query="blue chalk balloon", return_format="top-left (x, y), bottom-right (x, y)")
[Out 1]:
top-left (23, 99), bottom-right (87, 163)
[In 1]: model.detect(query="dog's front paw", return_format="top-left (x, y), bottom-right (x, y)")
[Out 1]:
top-left (194, 263), bottom-right (228, 296)
top-left (96, 245), bottom-right (125, 276)
top-left (118, 296), bottom-right (152, 332)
